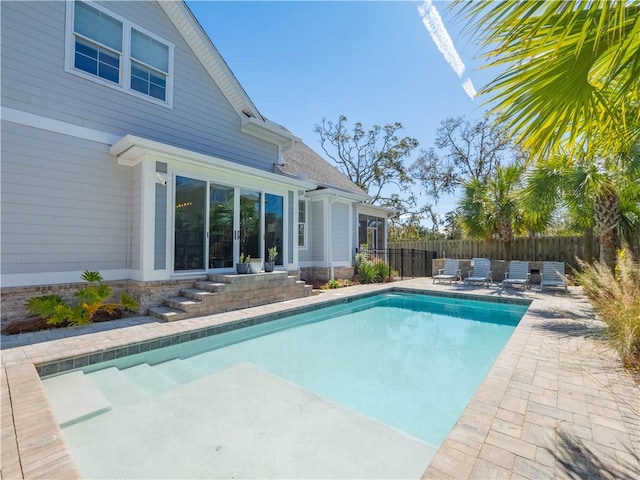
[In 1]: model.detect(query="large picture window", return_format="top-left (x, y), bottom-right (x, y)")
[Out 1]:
top-left (67, 1), bottom-right (173, 105)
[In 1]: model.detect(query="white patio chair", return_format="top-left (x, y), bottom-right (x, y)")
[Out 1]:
top-left (433, 259), bottom-right (461, 284)
top-left (465, 258), bottom-right (493, 287)
top-left (540, 261), bottom-right (568, 291)
top-left (502, 260), bottom-right (530, 290)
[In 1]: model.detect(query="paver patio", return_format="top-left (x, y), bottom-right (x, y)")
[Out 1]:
top-left (1, 279), bottom-right (638, 479)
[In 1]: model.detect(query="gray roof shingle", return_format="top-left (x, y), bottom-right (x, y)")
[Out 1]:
top-left (277, 142), bottom-right (369, 198)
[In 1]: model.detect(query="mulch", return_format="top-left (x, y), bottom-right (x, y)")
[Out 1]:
top-left (1, 309), bottom-right (124, 336)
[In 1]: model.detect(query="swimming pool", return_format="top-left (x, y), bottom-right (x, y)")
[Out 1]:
top-left (41, 291), bottom-right (528, 479)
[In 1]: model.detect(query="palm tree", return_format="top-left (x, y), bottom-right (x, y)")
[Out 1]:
top-left (457, 1), bottom-right (640, 160)
top-left (520, 154), bottom-right (640, 266)
top-left (458, 164), bottom-right (530, 261)
top-left (457, 1), bottom-right (640, 267)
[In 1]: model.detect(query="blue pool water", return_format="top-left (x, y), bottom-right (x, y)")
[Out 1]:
top-left (43, 291), bottom-right (528, 478)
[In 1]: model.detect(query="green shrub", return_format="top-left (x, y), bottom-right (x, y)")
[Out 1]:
top-left (354, 244), bottom-right (369, 275)
top-left (26, 294), bottom-right (66, 319)
top-left (577, 250), bottom-right (640, 371)
top-left (357, 261), bottom-right (377, 284)
top-left (373, 262), bottom-right (391, 281)
top-left (26, 270), bottom-right (139, 327)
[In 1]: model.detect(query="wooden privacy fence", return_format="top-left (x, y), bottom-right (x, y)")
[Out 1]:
top-left (389, 236), bottom-right (598, 270)
top-left (368, 249), bottom-right (437, 279)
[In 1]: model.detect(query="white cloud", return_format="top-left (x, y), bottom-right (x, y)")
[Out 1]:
top-left (417, 0), bottom-right (465, 77)
top-left (462, 78), bottom-right (477, 99)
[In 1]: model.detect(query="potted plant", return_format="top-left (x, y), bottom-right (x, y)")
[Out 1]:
top-left (236, 254), bottom-right (251, 274)
top-left (249, 257), bottom-right (263, 274)
top-left (264, 246), bottom-right (278, 272)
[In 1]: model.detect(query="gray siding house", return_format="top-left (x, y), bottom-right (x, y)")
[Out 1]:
top-left (1, 0), bottom-right (389, 319)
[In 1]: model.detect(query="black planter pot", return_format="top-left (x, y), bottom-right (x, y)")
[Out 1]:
top-left (264, 261), bottom-right (275, 272)
top-left (236, 263), bottom-right (250, 274)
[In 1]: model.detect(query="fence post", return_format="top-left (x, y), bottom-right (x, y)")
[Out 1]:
top-left (411, 249), bottom-right (415, 277)
top-left (424, 250), bottom-right (428, 277)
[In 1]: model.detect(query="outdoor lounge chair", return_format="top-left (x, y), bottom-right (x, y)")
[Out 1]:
top-left (540, 261), bottom-right (568, 291)
top-left (502, 260), bottom-right (530, 290)
top-left (433, 259), bottom-right (461, 284)
top-left (464, 258), bottom-right (493, 287)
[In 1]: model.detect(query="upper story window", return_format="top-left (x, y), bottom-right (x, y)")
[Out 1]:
top-left (298, 200), bottom-right (307, 249)
top-left (66, 1), bottom-right (174, 107)
top-left (73, 2), bottom-right (122, 83)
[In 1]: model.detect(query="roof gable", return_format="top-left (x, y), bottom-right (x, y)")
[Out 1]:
top-left (158, 1), bottom-right (296, 146)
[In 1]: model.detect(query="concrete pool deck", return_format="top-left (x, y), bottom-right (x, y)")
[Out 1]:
top-left (2, 279), bottom-right (639, 479)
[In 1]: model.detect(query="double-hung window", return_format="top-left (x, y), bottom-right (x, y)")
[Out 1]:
top-left (130, 29), bottom-right (169, 101)
top-left (298, 200), bottom-right (307, 248)
top-left (73, 1), bottom-right (122, 83)
top-left (67, 1), bottom-right (174, 106)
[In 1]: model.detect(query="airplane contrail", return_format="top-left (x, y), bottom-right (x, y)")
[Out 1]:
top-left (418, 0), bottom-right (476, 99)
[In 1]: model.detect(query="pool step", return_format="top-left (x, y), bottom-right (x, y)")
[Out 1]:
top-left (86, 367), bottom-right (149, 407)
top-left (152, 359), bottom-right (204, 385)
top-left (183, 351), bottom-right (237, 377)
top-left (42, 371), bottom-right (112, 426)
top-left (120, 363), bottom-right (178, 395)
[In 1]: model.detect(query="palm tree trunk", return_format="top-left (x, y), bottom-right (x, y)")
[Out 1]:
top-left (594, 190), bottom-right (620, 268)
top-left (583, 226), bottom-right (595, 263)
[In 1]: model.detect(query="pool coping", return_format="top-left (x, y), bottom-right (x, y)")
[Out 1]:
top-left (2, 279), bottom-right (639, 479)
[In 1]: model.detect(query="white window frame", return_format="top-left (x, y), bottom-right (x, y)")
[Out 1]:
top-left (298, 199), bottom-right (308, 250)
top-left (65, 0), bottom-right (174, 108)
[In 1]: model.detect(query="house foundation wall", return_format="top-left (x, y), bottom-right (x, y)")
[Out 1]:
top-left (299, 266), bottom-right (354, 285)
top-left (0, 278), bottom-right (205, 329)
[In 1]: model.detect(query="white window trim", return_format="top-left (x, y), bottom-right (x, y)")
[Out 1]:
top-left (64, 0), bottom-right (174, 108)
top-left (298, 198), bottom-right (308, 250)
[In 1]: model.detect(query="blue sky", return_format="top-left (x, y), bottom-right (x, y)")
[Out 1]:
top-left (186, 0), bottom-right (497, 222)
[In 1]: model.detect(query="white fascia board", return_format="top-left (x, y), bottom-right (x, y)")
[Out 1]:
top-left (357, 203), bottom-right (395, 217)
top-left (109, 134), bottom-right (317, 190)
top-left (159, 1), bottom-right (262, 121)
top-left (241, 117), bottom-right (299, 147)
top-left (304, 188), bottom-right (370, 203)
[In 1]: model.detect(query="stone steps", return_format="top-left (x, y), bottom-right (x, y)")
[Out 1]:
top-left (149, 271), bottom-right (312, 322)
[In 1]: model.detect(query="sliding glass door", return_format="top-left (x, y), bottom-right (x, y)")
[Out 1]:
top-left (239, 189), bottom-right (261, 260)
top-left (174, 176), bottom-right (206, 271)
top-left (174, 177), bottom-right (284, 272)
top-left (265, 193), bottom-right (283, 265)
top-left (209, 183), bottom-right (235, 268)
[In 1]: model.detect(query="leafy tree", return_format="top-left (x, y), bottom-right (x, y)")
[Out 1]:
top-left (458, 164), bottom-right (530, 260)
top-left (410, 114), bottom-right (526, 203)
top-left (314, 115), bottom-right (419, 215)
top-left (442, 211), bottom-right (464, 240)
